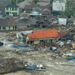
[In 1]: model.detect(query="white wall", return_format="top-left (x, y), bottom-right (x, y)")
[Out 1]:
top-left (73, 21), bottom-right (75, 25)
top-left (52, 21), bottom-right (57, 24)
top-left (52, 2), bottom-right (66, 11)
top-left (58, 18), bottom-right (67, 25)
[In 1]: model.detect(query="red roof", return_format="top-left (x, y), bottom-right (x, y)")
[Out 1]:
top-left (27, 29), bottom-right (59, 41)
top-left (59, 31), bottom-right (67, 38)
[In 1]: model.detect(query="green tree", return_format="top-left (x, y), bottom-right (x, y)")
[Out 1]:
top-left (11, 0), bottom-right (24, 4)
top-left (37, 4), bottom-right (40, 6)
top-left (71, 9), bottom-right (75, 15)
top-left (32, 0), bottom-right (39, 4)
top-left (63, 10), bottom-right (71, 18)
top-left (11, 0), bottom-right (16, 4)
top-left (50, 0), bottom-right (54, 4)
top-left (66, 0), bottom-right (72, 8)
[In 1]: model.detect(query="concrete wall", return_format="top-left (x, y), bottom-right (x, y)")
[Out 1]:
top-left (39, 38), bottom-right (55, 43)
top-left (5, 7), bottom-right (19, 15)
top-left (58, 18), bottom-right (67, 25)
top-left (52, 2), bottom-right (66, 11)
top-left (34, 40), bottom-right (40, 44)
top-left (17, 25), bottom-right (27, 30)
top-left (73, 21), bottom-right (75, 25)
top-left (0, 26), bottom-right (16, 31)
top-left (26, 36), bottom-right (56, 44)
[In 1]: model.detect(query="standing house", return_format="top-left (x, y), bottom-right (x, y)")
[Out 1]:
top-left (42, 8), bottom-right (51, 17)
top-left (26, 29), bottom-right (59, 44)
top-left (67, 18), bottom-right (73, 26)
top-left (52, 0), bottom-right (66, 11)
top-left (16, 13), bottom-right (36, 30)
top-left (37, 2), bottom-right (49, 6)
top-left (5, 4), bottom-right (19, 16)
top-left (24, 5), bottom-right (51, 13)
top-left (47, 15), bottom-right (58, 24)
top-left (57, 14), bottom-right (67, 25)
top-left (68, 16), bottom-right (75, 25)
top-left (0, 19), bottom-right (16, 31)
top-left (0, 0), bottom-right (11, 6)
top-left (17, 0), bottom-right (30, 9)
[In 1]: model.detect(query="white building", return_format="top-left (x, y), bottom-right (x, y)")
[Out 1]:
top-left (57, 14), bottom-right (67, 25)
top-left (30, 7), bottom-right (42, 16)
top-left (52, 0), bottom-right (66, 11)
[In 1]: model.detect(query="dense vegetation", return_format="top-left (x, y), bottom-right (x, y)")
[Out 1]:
top-left (50, 0), bottom-right (54, 4)
top-left (32, 0), bottom-right (39, 4)
top-left (63, 0), bottom-right (75, 17)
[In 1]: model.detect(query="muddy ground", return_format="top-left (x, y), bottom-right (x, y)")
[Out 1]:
top-left (0, 32), bottom-right (75, 75)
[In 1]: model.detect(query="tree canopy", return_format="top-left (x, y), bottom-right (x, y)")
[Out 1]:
top-left (62, 10), bottom-right (71, 18)
top-left (11, 0), bottom-right (25, 4)
top-left (50, 0), bottom-right (54, 4)
top-left (32, 0), bottom-right (39, 4)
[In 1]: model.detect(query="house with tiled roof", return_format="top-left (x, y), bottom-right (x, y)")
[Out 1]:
top-left (59, 31), bottom-right (73, 40)
top-left (16, 13), bottom-right (36, 30)
top-left (67, 18), bottom-right (73, 26)
top-left (59, 31), bottom-right (67, 38)
top-left (24, 4), bottom-right (51, 13)
top-left (0, 0), bottom-right (11, 6)
top-left (26, 29), bottom-right (59, 44)
top-left (46, 15), bottom-right (58, 24)
top-left (68, 16), bottom-right (75, 25)
top-left (42, 8), bottom-right (51, 17)
top-left (57, 14), bottom-right (68, 25)
top-left (0, 19), bottom-right (16, 31)
top-left (17, 0), bottom-right (30, 9)
top-left (37, 2), bottom-right (49, 6)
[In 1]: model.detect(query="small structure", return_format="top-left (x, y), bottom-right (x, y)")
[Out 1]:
top-left (57, 14), bottom-right (67, 25)
top-left (67, 18), bottom-right (73, 26)
top-left (26, 29), bottom-right (59, 44)
top-left (59, 31), bottom-right (73, 40)
top-left (30, 7), bottom-right (42, 17)
top-left (68, 16), bottom-right (75, 25)
top-left (5, 4), bottom-right (19, 16)
top-left (47, 15), bottom-right (58, 24)
top-left (16, 30), bottom-right (33, 41)
top-left (58, 31), bottom-right (67, 40)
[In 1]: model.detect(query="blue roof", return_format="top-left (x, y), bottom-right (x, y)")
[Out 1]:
top-left (6, 4), bottom-right (19, 8)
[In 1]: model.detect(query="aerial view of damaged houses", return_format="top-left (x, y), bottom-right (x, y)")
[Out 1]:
top-left (0, 0), bottom-right (75, 75)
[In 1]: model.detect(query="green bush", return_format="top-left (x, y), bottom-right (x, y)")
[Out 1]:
top-left (37, 4), bottom-right (40, 6)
